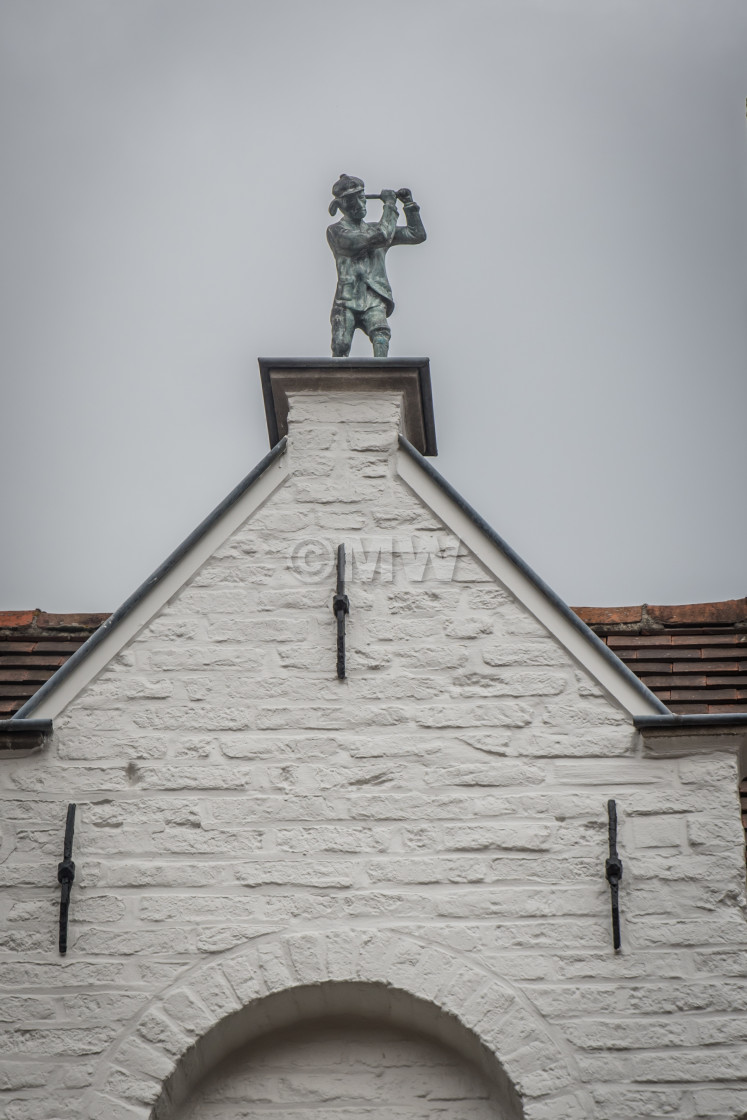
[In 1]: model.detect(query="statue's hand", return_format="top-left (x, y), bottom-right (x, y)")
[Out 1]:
top-left (396, 187), bottom-right (414, 204)
top-left (380, 189), bottom-right (398, 205)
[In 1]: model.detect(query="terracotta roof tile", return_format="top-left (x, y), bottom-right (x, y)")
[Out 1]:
top-left (0, 610), bottom-right (109, 718)
top-left (0, 611), bottom-right (36, 628)
top-left (571, 605), bottom-right (643, 626)
top-left (35, 612), bottom-right (111, 630)
top-left (647, 599), bottom-right (747, 626)
top-left (572, 599), bottom-right (747, 716)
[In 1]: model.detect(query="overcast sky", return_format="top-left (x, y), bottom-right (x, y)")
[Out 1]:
top-left (1, 0), bottom-right (746, 612)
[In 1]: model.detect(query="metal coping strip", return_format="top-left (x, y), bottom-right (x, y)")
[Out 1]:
top-left (0, 719), bottom-right (53, 736)
top-left (634, 713), bottom-right (747, 729)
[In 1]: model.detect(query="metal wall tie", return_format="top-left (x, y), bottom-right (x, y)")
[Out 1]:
top-left (57, 803), bottom-right (76, 955)
top-left (605, 798), bottom-right (623, 952)
top-left (332, 543), bottom-right (349, 679)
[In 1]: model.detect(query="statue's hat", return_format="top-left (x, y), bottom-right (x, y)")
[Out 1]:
top-left (329, 173), bottom-right (364, 215)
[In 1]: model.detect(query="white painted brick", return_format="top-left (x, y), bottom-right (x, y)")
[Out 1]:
top-left (0, 1063), bottom-right (55, 1091)
top-left (0, 960), bottom-right (127, 987)
top-left (0, 1025), bottom-right (118, 1057)
top-left (590, 1086), bottom-right (689, 1119)
top-left (692, 1088), bottom-right (747, 1117)
top-left (633, 816), bottom-right (687, 849)
top-left (628, 913), bottom-right (747, 949)
top-left (188, 965), bottom-right (243, 1019)
top-left (678, 754), bottom-right (738, 785)
top-left (632, 1048), bottom-right (747, 1081)
top-left (73, 928), bottom-right (192, 955)
top-left (62, 992), bottom-right (143, 1023)
top-left (85, 1093), bottom-right (147, 1120)
top-left (693, 948), bottom-right (747, 975)
top-left (482, 639), bottom-right (569, 666)
top-left (234, 860), bottom-right (356, 888)
top-left (688, 815), bottom-right (745, 851)
top-left (161, 989), bottom-right (215, 1037)
top-left (562, 1016), bottom-right (690, 1050)
top-left (256, 941), bottom-right (297, 993)
top-left (442, 822), bottom-right (553, 850)
top-left (3, 386), bottom-right (746, 1118)
top-left (528, 1094), bottom-right (588, 1120)
top-left (323, 930), bottom-right (362, 980)
top-left (3, 1099), bottom-right (88, 1120)
top-left (136, 1010), bottom-right (191, 1058)
top-left (285, 934), bottom-right (327, 984)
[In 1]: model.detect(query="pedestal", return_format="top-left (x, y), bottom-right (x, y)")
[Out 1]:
top-left (258, 357), bottom-right (437, 456)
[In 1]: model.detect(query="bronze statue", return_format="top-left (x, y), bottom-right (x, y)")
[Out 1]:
top-left (327, 173), bottom-right (426, 357)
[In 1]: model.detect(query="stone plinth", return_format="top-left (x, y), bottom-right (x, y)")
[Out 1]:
top-left (258, 357), bottom-right (437, 456)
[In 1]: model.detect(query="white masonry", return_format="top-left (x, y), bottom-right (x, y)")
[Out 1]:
top-left (1, 381), bottom-right (746, 1120)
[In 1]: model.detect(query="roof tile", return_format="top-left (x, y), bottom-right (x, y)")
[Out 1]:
top-left (573, 605), bottom-right (643, 625)
top-left (0, 611), bottom-right (108, 717)
top-left (647, 598), bottom-right (747, 626)
top-left (0, 611), bottom-right (36, 628)
top-left (35, 612), bottom-right (110, 630)
top-left (573, 598), bottom-right (747, 718)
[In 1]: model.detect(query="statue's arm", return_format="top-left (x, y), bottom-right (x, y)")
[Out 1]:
top-left (327, 201), bottom-right (398, 254)
top-left (392, 200), bottom-right (426, 246)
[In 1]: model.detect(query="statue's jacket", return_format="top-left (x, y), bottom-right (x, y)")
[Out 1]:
top-left (327, 200), bottom-right (426, 316)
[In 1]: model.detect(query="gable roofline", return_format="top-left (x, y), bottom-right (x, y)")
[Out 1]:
top-left (396, 435), bottom-right (669, 719)
top-left (13, 438), bottom-right (289, 722)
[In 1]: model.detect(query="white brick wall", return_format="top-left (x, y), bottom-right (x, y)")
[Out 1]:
top-left (180, 1020), bottom-right (505, 1120)
top-left (1, 389), bottom-right (746, 1120)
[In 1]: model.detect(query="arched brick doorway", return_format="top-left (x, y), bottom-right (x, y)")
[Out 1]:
top-left (169, 985), bottom-right (520, 1120)
top-left (89, 930), bottom-right (588, 1120)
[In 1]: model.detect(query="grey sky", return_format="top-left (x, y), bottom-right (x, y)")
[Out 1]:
top-left (1, 0), bottom-right (746, 611)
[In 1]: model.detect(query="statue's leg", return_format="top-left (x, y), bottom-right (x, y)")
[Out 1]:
top-left (370, 331), bottom-right (390, 358)
top-left (362, 304), bottom-right (391, 358)
top-left (331, 304), bottom-right (354, 357)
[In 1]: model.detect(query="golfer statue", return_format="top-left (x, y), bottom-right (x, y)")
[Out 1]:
top-left (327, 173), bottom-right (426, 357)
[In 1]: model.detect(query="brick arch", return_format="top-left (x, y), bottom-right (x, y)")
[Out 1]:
top-left (86, 929), bottom-right (590, 1120)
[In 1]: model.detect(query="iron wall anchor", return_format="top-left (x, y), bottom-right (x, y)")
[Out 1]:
top-left (57, 803), bottom-right (76, 954)
top-left (605, 798), bottom-right (623, 952)
top-left (333, 543), bottom-right (349, 680)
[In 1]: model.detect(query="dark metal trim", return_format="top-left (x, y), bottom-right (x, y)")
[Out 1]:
top-left (13, 439), bottom-right (288, 719)
top-left (398, 435), bottom-right (670, 716)
top-left (0, 719), bottom-right (53, 751)
top-left (634, 714), bottom-right (747, 730)
top-left (258, 357), bottom-right (438, 456)
top-left (417, 364), bottom-right (438, 459)
top-left (260, 356), bottom-right (431, 369)
top-left (260, 361), bottom-right (282, 448)
top-left (0, 719), bottom-right (53, 736)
